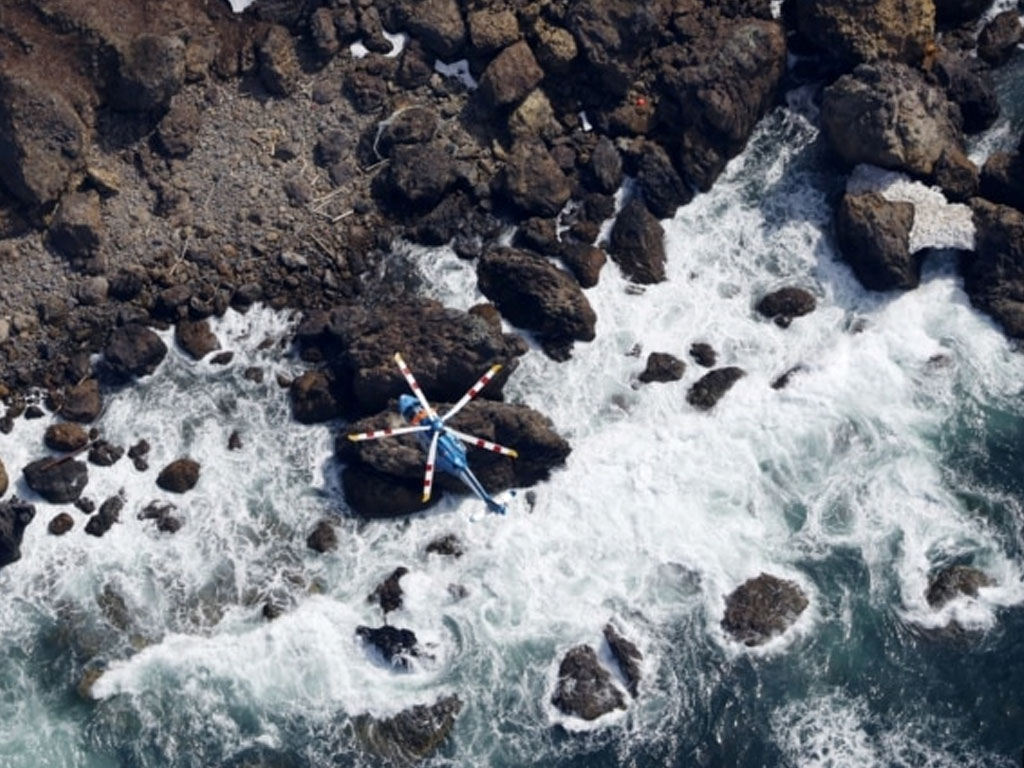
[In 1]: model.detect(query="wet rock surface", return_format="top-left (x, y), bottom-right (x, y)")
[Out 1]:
top-left (155, 458), bottom-right (200, 493)
top-left (687, 367), bottom-right (746, 411)
top-left (551, 644), bottom-right (626, 721)
top-left (368, 566), bottom-right (408, 614)
top-left (353, 694), bottom-right (462, 764)
top-left (756, 287), bottom-right (817, 327)
top-left (356, 625), bottom-right (420, 669)
top-left (638, 352), bottom-right (685, 384)
top-left (926, 565), bottom-right (993, 608)
top-left (306, 519), bottom-right (338, 553)
top-left (721, 573), bottom-right (809, 646)
top-left (961, 199), bottom-right (1024, 339)
top-left (23, 457), bottom-right (89, 504)
top-left (835, 192), bottom-right (918, 292)
top-left (0, 497), bottom-right (36, 568)
top-left (603, 623), bottom-right (643, 697)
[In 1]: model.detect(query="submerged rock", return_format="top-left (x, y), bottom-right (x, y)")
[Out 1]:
top-left (85, 494), bottom-right (123, 538)
top-left (603, 623), bottom-right (643, 697)
top-left (353, 694), bottom-right (463, 764)
top-left (23, 457), bottom-right (89, 504)
top-left (926, 565), bottom-right (992, 608)
top-left (356, 625), bottom-right (420, 669)
top-left (368, 566), bottom-right (409, 614)
top-left (551, 644), bottom-right (626, 720)
top-left (721, 573), bottom-right (809, 646)
top-left (638, 352), bottom-right (684, 383)
top-left (690, 342), bottom-right (717, 368)
top-left (0, 497), bottom-right (36, 568)
top-left (426, 533), bottom-right (464, 558)
top-left (686, 367), bottom-right (746, 410)
top-left (307, 519), bottom-right (338, 553)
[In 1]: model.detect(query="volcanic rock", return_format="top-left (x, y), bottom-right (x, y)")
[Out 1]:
top-left (175, 319), bottom-right (220, 361)
top-left (44, 423), bottom-right (89, 452)
top-left (88, 440), bottom-right (124, 467)
top-left (49, 192), bottom-right (103, 259)
top-left (395, 0), bottom-right (466, 59)
top-left (156, 458), bottom-right (200, 493)
top-left (103, 325), bottom-right (168, 379)
top-left (500, 140), bottom-right (572, 218)
top-left (0, 497), bottom-right (35, 568)
top-left (426, 533), bottom-right (464, 557)
top-left (85, 494), bottom-right (123, 538)
top-left (638, 352), bottom-right (685, 383)
top-left (108, 34), bottom-right (185, 112)
top-left (468, 9), bottom-right (519, 54)
top-left (756, 287), bottom-right (817, 327)
top-left (560, 242), bottom-right (607, 289)
top-left (290, 371), bottom-right (340, 424)
top-left (477, 247), bottom-right (596, 356)
top-left (342, 465), bottom-right (434, 518)
top-left (382, 142), bottom-right (457, 210)
top-left (932, 146), bottom-right (980, 202)
top-left (479, 40), bottom-right (544, 109)
top-left (48, 512), bottom-right (74, 536)
top-left (0, 74), bottom-right (86, 208)
top-left (258, 25), bottom-right (300, 96)
top-left (353, 694), bottom-right (463, 764)
top-left (0, 458), bottom-right (6, 498)
top-left (551, 644), bottom-right (626, 721)
top-left (307, 519), bottom-right (338, 553)
top-left (722, 573), bottom-right (809, 646)
top-left (980, 152), bottom-right (1024, 213)
top-left (587, 136), bottom-right (623, 195)
top-left (978, 11), bottom-right (1022, 66)
top-left (608, 198), bottom-right (666, 284)
top-left (687, 367), bottom-right (746, 410)
top-left (603, 623), bottom-right (643, 697)
top-left (928, 49), bottom-right (1000, 134)
top-left (822, 62), bottom-right (963, 178)
top-left (310, 7), bottom-right (340, 59)
top-left (690, 343), bottom-right (717, 368)
top-left (368, 566), bottom-right (409, 613)
top-left (636, 142), bottom-right (692, 219)
top-left (356, 625), bottom-right (420, 669)
top-left (792, 0), bottom-right (934, 65)
top-left (835, 191), bottom-right (918, 291)
top-left (23, 457), bottom-right (88, 504)
top-left (934, 0), bottom-right (993, 25)
top-left (155, 98), bottom-right (201, 158)
top-left (926, 565), bottom-right (993, 608)
top-left (376, 107), bottom-right (438, 155)
top-left (961, 199), bottom-right (1024, 338)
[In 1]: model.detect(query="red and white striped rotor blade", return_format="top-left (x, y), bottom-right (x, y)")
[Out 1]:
top-left (422, 431), bottom-right (440, 503)
top-left (442, 364), bottom-right (502, 423)
top-left (394, 352), bottom-right (437, 419)
top-left (447, 428), bottom-right (519, 458)
top-left (347, 425), bottom-right (428, 442)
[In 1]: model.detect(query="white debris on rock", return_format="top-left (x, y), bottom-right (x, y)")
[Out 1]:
top-left (349, 40), bottom-right (370, 59)
top-left (383, 31), bottom-right (407, 58)
top-left (434, 59), bottom-right (478, 90)
top-left (227, 0), bottom-right (256, 12)
top-left (847, 165), bottom-right (975, 254)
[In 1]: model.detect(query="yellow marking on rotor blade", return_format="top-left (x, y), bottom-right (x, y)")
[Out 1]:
top-left (347, 434), bottom-right (359, 441)
top-left (509, 449), bottom-right (519, 458)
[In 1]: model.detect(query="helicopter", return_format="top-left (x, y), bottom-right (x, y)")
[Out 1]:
top-left (347, 353), bottom-right (519, 515)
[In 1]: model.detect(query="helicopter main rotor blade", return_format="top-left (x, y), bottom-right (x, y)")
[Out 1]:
top-left (422, 431), bottom-right (440, 503)
top-left (441, 364), bottom-right (502, 423)
top-left (347, 425), bottom-right (429, 442)
top-left (394, 352), bottom-right (438, 419)
top-left (446, 428), bottom-right (519, 458)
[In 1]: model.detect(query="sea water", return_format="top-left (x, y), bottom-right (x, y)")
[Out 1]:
top-left (3, 56), bottom-right (1024, 768)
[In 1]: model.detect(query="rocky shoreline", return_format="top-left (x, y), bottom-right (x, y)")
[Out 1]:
top-left (1, 0), bottom-right (1022, 757)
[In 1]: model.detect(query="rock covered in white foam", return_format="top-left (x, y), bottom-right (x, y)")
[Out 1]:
top-left (847, 165), bottom-right (975, 253)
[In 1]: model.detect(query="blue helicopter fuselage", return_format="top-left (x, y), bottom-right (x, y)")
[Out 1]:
top-left (398, 394), bottom-right (467, 475)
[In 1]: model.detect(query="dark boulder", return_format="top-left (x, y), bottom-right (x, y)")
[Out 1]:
top-left (85, 494), bottom-right (123, 538)
top-left (49, 191), bottom-right (103, 259)
top-left (500, 140), bottom-right (572, 218)
top-left (928, 49), bottom-right (1000, 134)
top-left (155, 458), bottom-right (200, 493)
top-left (560, 242), bottom-right (607, 289)
top-left (309, 7), bottom-right (340, 59)
top-left (977, 11), bottom-right (1022, 66)
top-left (932, 146), bottom-right (980, 202)
top-left (426, 533), bottom-right (464, 557)
top-left (175, 319), bottom-right (220, 361)
top-left (44, 423), bottom-right (89, 452)
top-left (638, 352), bottom-right (684, 383)
top-left (376, 108), bottom-right (438, 155)
top-left (636, 142), bottom-right (692, 219)
top-left (108, 34), bottom-right (186, 112)
top-left (0, 458), bottom-right (6, 498)
top-left (477, 247), bottom-right (596, 355)
top-left (294, 298), bottom-right (525, 415)
top-left (354, 694), bottom-right (462, 764)
top-left (0, 74), bottom-right (86, 208)
top-left (961, 199), bottom-right (1024, 338)
top-left (395, 0), bottom-right (466, 59)
top-left (721, 572), bottom-right (809, 646)
top-left (551, 644), bottom-right (626, 720)
top-left (356, 625), bottom-right (420, 669)
top-left (258, 25), bottom-right (300, 96)
top-left (23, 457), bottom-right (89, 504)
top-left (155, 98), bottom-right (201, 158)
top-left (980, 151), bottom-right (1024, 213)
top-left (48, 512), bottom-right (74, 536)
top-left (934, 0), bottom-right (993, 25)
top-left (792, 0), bottom-right (934, 65)
top-left (341, 399), bottom-right (570, 517)
top-left (603, 623), bottom-right (642, 697)
top-left (479, 40), bottom-right (544, 109)
top-left (822, 62), bottom-right (963, 179)
top-left (755, 287), bottom-right (817, 327)
top-left (381, 141), bottom-right (457, 211)
top-left (368, 566), bottom-right (409, 613)
top-left (587, 136), bottom-right (623, 195)
top-left (103, 325), bottom-right (168, 379)
top-left (0, 497), bottom-right (35, 568)
top-left (88, 441), bottom-right (124, 467)
top-left (690, 342), bottom-right (717, 368)
top-left (926, 565), bottom-right (992, 608)
top-left (307, 519), bottom-right (338, 553)
top-left (608, 199), bottom-right (666, 284)
top-left (835, 191), bottom-right (918, 291)
top-left (687, 367), bottom-right (746, 410)
top-left (60, 378), bottom-right (102, 423)
top-left (468, 9), bottom-right (520, 54)
top-left (290, 371), bottom-right (341, 424)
